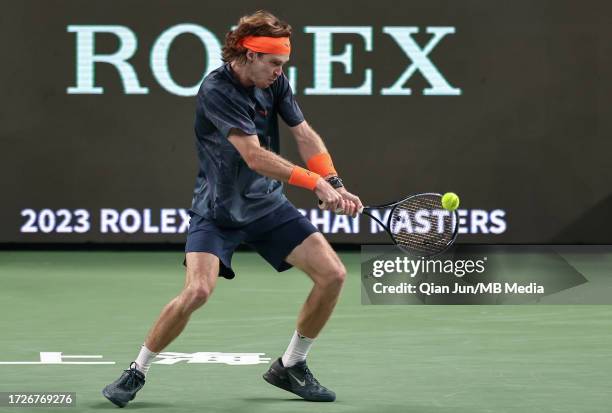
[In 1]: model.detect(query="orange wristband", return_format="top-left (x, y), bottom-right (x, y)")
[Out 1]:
top-left (306, 152), bottom-right (337, 178)
top-left (289, 167), bottom-right (320, 190)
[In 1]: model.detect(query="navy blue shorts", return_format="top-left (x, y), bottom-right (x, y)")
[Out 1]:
top-left (185, 202), bottom-right (318, 279)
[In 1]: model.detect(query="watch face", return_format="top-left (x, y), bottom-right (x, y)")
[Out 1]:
top-left (327, 176), bottom-right (343, 188)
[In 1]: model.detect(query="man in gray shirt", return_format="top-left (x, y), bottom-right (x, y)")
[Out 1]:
top-left (103, 10), bottom-right (362, 406)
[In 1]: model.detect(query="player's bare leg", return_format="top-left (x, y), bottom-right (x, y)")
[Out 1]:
top-left (145, 252), bottom-right (220, 352)
top-left (286, 232), bottom-right (346, 338)
top-left (263, 232), bottom-right (345, 402)
top-left (102, 252), bottom-right (219, 408)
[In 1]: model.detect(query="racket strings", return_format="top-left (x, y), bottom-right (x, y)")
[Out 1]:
top-left (389, 194), bottom-right (457, 256)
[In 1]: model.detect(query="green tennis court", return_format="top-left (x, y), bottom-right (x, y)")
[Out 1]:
top-left (2, 250), bottom-right (611, 412)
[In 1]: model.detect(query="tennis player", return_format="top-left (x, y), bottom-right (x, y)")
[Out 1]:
top-left (102, 10), bottom-right (362, 407)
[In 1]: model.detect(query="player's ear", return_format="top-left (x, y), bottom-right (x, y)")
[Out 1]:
top-left (245, 50), bottom-right (256, 63)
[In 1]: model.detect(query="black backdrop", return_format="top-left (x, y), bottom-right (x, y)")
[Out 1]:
top-left (2, 0), bottom-right (611, 244)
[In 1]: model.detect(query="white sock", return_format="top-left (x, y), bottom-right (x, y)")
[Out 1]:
top-left (281, 330), bottom-right (314, 368)
top-left (134, 344), bottom-right (158, 376)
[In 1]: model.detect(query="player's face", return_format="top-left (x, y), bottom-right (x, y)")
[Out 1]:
top-left (247, 52), bottom-right (289, 88)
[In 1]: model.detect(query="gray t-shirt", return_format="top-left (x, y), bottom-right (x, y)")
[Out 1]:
top-left (190, 63), bottom-right (304, 227)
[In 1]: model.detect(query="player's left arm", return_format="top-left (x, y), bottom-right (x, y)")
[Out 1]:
top-left (289, 121), bottom-right (363, 217)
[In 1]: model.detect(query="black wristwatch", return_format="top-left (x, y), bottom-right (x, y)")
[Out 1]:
top-left (326, 176), bottom-right (344, 189)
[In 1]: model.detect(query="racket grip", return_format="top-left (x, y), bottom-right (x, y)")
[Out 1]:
top-left (318, 200), bottom-right (364, 214)
top-left (318, 200), bottom-right (343, 214)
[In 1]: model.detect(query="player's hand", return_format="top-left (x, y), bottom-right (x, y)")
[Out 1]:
top-left (314, 178), bottom-right (345, 213)
top-left (336, 187), bottom-right (363, 217)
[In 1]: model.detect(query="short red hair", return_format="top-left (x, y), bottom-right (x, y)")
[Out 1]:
top-left (222, 10), bottom-right (292, 63)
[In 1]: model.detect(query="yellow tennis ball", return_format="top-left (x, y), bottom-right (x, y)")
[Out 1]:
top-left (441, 192), bottom-right (460, 211)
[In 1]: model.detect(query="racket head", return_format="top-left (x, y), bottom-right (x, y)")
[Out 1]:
top-left (376, 192), bottom-right (459, 257)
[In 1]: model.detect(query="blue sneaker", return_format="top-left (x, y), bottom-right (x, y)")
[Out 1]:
top-left (102, 362), bottom-right (146, 408)
top-left (263, 358), bottom-right (336, 402)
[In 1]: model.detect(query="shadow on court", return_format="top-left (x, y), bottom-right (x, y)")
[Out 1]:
top-left (87, 401), bottom-right (174, 409)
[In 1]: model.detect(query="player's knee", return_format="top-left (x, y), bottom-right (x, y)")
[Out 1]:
top-left (192, 285), bottom-right (212, 304)
top-left (333, 264), bottom-right (347, 286)
top-left (318, 264), bottom-right (346, 290)
top-left (181, 284), bottom-right (213, 312)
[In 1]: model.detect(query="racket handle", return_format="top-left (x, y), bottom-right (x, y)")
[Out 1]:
top-left (318, 200), bottom-right (364, 214)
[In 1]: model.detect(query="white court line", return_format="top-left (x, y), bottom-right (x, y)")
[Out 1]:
top-left (0, 362), bottom-right (115, 365)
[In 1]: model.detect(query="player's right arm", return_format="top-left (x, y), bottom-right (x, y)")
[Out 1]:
top-left (227, 129), bottom-right (343, 211)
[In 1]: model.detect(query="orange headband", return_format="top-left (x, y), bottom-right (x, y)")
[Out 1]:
top-left (240, 36), bottom-right (291, 55)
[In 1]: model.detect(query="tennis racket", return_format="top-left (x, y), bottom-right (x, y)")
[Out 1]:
top-left (320, 193), bottom-right (459, 257)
